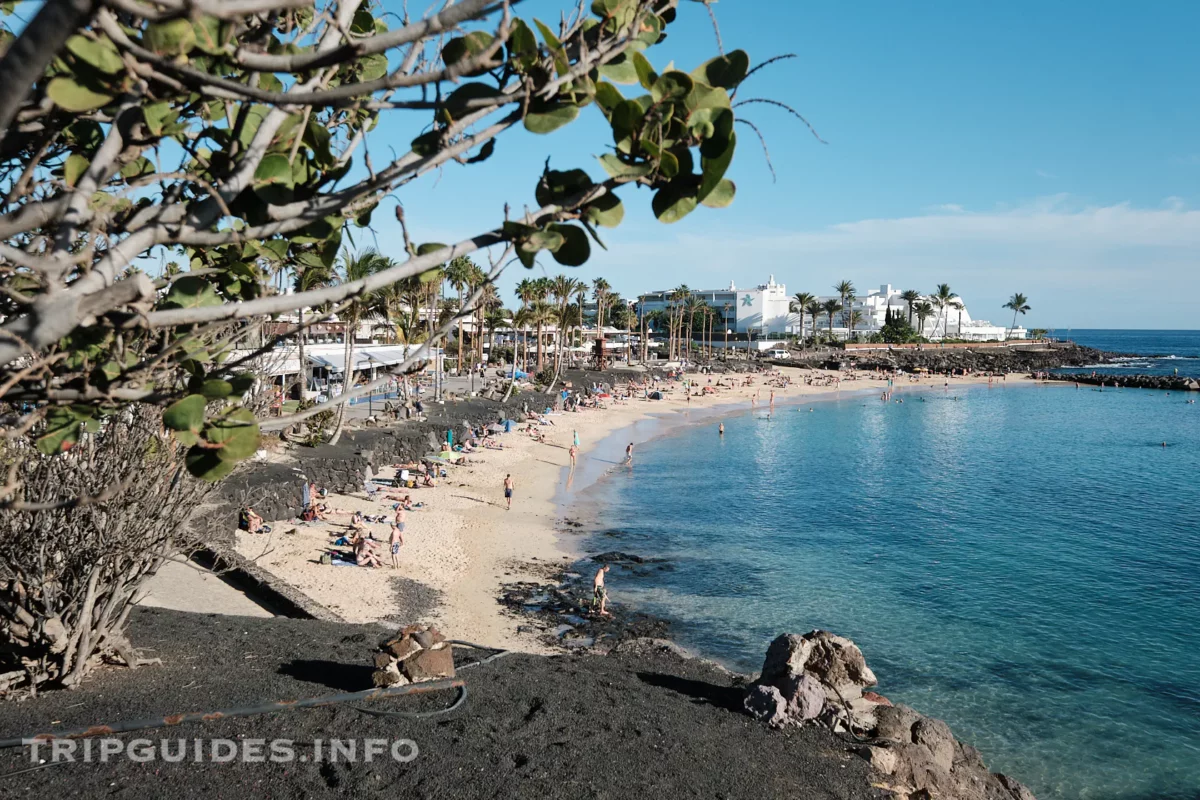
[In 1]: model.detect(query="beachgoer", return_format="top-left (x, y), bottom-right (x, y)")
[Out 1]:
top-left (239, 507), bottom-right (269, 534)
top-left (573, 430), bottom-right (580, 448)
top-left (569, 444), bottom-right (578, 467)
top-left (592, 564), bottom-right (611, 616)
top-left (389, 523), bottom-right (404, 569)
top-left (504, 474), bottom-right (514, 510)
top-left (624, 442), bottom-right (633, 465)
top-left (718, 423), bottom-right (724, 436)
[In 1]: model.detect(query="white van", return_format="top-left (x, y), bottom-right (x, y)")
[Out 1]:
top-left (768, 349), bottom-right (790, 359)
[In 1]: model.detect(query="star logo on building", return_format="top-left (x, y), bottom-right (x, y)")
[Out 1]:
top-left (741, 294), bottom-right (754, 307)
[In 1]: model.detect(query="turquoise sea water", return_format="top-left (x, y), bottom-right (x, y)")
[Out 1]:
top-left (575, 374), bottom-right (1200, 799)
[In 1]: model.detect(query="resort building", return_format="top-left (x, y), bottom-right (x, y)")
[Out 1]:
top-left (792, 284), bottom-right (1026, 341)
top-left (637, 276), bottom-right (792, 335)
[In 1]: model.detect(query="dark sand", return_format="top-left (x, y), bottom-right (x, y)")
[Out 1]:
top-left (0, 608), bottom-right (881, 798)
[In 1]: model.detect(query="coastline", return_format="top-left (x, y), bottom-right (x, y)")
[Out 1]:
top-left (231, 367), bottom-right (1028, 654)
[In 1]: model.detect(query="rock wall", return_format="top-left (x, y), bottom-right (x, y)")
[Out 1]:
top-left (1048, 373), bottom-right (1199, 392)
top-left (788, 344), bottom-right (1112, 375)
top-left (213, 392), bottom-right (554, 531)
top-left (744, 630), bottom-right (1037, 800)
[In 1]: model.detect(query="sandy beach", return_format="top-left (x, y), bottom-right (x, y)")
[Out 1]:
top-left (232, 366), bottom-right (1021, 651)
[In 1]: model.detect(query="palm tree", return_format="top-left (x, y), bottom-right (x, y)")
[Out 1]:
top-left (684, 295), bottom-right (707, 360)
top-left (529, 299), bottom-right (554, 373)
top-left (530, 277), bottom-right (552, 370)
top-left (913, 301), bottom-right (934, 338)
top-left (502, 306), bottom-right (532, 401)
top-left (592, 278), bottom-right (611, 329)
top-left (292, 262), bottom-right (333, 399)
top-left (932, 283), bottom-right (954, 339)
top-left (575, 281), bottom-right (589, 366)
top-left (790, 292), bottom-right (815, 346)
top-left (834, 280), bottom-right (855, 340)
top-left (444, 255), bottom-right (475, 375)
top-left (329, 248), bottom-right (391, 444)
top-left (821, 299), bottom-right (842, 343)
top-left (804, 299), bottom-right (822, 343)
top-left (1003, 293), bottom-right (1031, 340)
top-left (848, 310), bottom-right (864, 341)
top-left (950, 300), bottom-right (964, 338)
top-left (900, 289), bottom-right (921, 326)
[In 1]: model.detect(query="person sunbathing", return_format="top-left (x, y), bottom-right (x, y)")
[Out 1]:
top-left (355, 537), bottom-right (383, 568)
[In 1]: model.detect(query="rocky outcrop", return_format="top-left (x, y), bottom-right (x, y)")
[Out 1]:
top-left (744, 630), bottom-right (1036, 800)
top-left (1048, 373), bottom-right (1199, 392)
top-left (791, 344), bottom-right (1114, 375)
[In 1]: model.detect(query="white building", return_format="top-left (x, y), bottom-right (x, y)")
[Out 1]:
top-left (789, 284), bottom-right (1026, 341)
top-left (637, 276), bottom-right (792, 335)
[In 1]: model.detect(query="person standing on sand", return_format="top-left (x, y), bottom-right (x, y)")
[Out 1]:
top-left (389, 522), bottom-right (404, 569)
top-left (569, 443), bottom-right (578, 467)
top-left (504, 474), bottom-right (515, 509)
top-left (592, 564), bottom-right (611, 616)
top-left (573, 429), bottom-right (580, 448)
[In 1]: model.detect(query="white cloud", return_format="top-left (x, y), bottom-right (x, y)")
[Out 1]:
top-left (584, 196), bottom-right (1200, 327)
top-left (1035, 169), bottom-right (1058, 179)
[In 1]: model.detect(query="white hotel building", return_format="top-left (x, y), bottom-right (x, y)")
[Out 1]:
top-left (637, 276), bottom-right (793, 336)
top-left (795, 284), bottom-right (1025, 341)
top-left (638, 279), bottom-right (1025, 342)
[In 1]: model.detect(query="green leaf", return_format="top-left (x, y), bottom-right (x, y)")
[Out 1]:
top-left (163, 276), bottom-right (222, 309)
top-left (143, 101), bottom-right (175, 136)
top-left (524, 100), bottom-right (579, 134)
top-left (236, 105), bottom-right (270, 148)
top-left (584, 193), bottom-right (624, 228)
top-left (144, 18), bottom-right (196, 56)
top-left (699, 131), bottom-right (736, 201)
top-left (63, 153), bottom-right (89, 187)
top-left (185, 448), bottom-right (238, 482)
top-left (411, 129), bottom-right (442, 157)
top-left (36, 408), bottom-right (83, 455)
top-left (416, 242), bottom-right (447, 256)
top-left (548, 224), bottom-right (590, 266)
top-left (191, 16), bottom-right (225, 55)
top-left (658, 148), bottom-right (680, 178)
top-left (506, 19), bottom-right (538, 70)
top-left (163, 394), bottom-right (206, 433)
top-left (594, 81), bottom-right (624, 116)
top-left (206, 409), bottom-right (260, 461)
top-left (358, 52), bottom-right (388, 81)
top-left (535, 168), bottom-right (593, 206)
top-left (254, 153), bottom-right (293, 187)
top-left (597, 153), bottom-right (652, 180)
top-left (597, 54), bottom-right (639, 85)
top-left (199, 379), bottom-right (233, 398)
top-left (699, 178), bottom-right (736, 209)
top-left (690, 50), bottom-right (750, 90)
top-left (65, 34), bottom-right (123, 74)
top-left (518, 228), bottom-right (565, 255)
top-left (652, 179), bottom-right (699, 224)
top-left (229, 373), bottom-right (256, 394)
top-left (119, 156), bottom-right (153, 180)
top-left (46, 77), bottom-right (112, 112)
top-left (465, 139), bottom-right (496, 163)
top-left (651, 70), bottom-right (694, 104)
top-left (632, 52), bottom-right (656, 91)
top-left (533, 19), bottom-right (561, 51)
top-left (442, 31), bottom-right (495, 70)
top-left (442, 82), bottom-right (504, 119)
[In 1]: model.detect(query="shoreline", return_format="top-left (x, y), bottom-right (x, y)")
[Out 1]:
top-left (230, 367), bottom-right (1029, 655)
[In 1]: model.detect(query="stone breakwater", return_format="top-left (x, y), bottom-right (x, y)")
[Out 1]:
top-left (1047, 372), bottom-right (1200, 392)
top-left (789, 343), bottom-right (1115, 374)
top-left (746, 630), bottom-right (1036, 800)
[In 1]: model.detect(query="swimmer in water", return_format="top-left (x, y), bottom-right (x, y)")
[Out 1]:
top-left (719, 423), bottom-right (724, 435)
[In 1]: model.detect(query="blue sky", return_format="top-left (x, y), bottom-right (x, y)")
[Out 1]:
top-left (364, 0), bottom-right (1199, 329)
